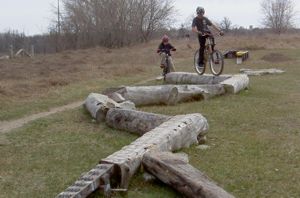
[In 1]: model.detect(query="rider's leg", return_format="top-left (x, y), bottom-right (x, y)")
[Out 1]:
top-left (198, 36), bottom-right (206, 66)
top-left (168, 56), bottom-right (176, 72)
top-left (160, 52), bottom-right (167, 68)
top-left (211, 36), bottom-right (216, 51)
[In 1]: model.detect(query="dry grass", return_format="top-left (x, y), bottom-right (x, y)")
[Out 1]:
top-left (0, 33), bottom-right (299, 121)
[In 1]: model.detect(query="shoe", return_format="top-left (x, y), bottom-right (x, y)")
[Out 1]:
top-left (160, 64), bottom-right (165, 68)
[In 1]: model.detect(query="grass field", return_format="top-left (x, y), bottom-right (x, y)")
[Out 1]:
top-left (0, 34), bottom-right (300, 198)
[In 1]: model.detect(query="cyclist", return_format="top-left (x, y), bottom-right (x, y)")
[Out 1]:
top-left (192, 7), bottom-right (224, 68)
top-left (157, 35), bottom-right (176, 72)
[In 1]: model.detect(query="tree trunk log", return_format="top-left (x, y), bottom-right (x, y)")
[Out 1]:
top-left (101, 113), bottom-right (209, 188)
top-left (221, 74), bottom-right (249, 94)
top-left (112, 86), bottom-right (179, 106)
top-left (165, 72), bottom-right (231, 85)
top-left (103, 84), bottom-right (225, 106)
top-left (105, 108), bottom-right (172, 135)
top-left (84, 93), bottom-right (135, 122)
top-left (142, 151), bottom-right (235, 198)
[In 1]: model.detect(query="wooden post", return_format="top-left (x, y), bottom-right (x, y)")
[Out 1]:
top-left (9, 45), bottom-right (14, 59)
top-left (31, 45), bottom-right (35, 57)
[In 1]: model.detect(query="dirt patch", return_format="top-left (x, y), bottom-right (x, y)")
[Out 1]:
top-left (261, 53), bottom-right (292, 62)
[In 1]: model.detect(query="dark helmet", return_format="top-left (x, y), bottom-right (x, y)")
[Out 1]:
top-left (162, 35), bottom-right (169, 42)
top-left (196, 7), bottom-right (205, 15)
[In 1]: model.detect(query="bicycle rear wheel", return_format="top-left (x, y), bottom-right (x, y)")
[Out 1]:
top-left (194, 50), bottom-right (205, 75)
top-left (209, 50), bottom-right (224, 76)
top-left (163, 59), bottom-right (170, 81)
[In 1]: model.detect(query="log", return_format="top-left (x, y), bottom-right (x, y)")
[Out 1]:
top-left (142, 151), bottom-right (235, 198)
top-left (240, 68), bottom-right (285, 76)
top-left (105, 108), bottom-right (172, 135)
top-left (101, 113), bottom-right (209, 188)
top-left (112, 86), bottom-right (179, 106)
top-left (56, 164), bottom-right (115, 198)
top-left (165, 72), bottom-right (231, 85)
top-left (104, 84), bottom-right (225, 107)
top-left (175, 84), bottom-right (225, 101)
top-left (84, 93), bottom-right (135, 122)
top-left (221, 74), bottom-right (249, 94)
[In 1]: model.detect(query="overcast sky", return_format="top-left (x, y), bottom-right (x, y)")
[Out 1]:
top-left (0, 0), bottom-right (300, 35)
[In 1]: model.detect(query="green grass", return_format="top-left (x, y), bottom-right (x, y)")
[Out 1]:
top-left (0, 73), bottom-right (155, 121)
top-left (1, 48), bottom-right (300, 198)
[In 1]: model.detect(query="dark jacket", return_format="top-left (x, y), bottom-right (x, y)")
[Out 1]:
top-left (157, 43), bottom-right (176, 56)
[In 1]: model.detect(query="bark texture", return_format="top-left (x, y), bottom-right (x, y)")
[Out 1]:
top-left (106, 108), bottom-right (171, 135)
top-left (142, 151), bottom-right (235, 198)
top-left (221, 74), bottom-right (249, 94)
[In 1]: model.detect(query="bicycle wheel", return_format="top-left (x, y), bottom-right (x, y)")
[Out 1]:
top-left (209, 50), bottom-right (224, 76)
top-left (194, 50), bottom-right (205, 75)
top-left (163, 58), bottom-right (170, 81)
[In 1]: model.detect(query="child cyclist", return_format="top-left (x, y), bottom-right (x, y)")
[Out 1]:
top-left (157, 35), bottom-right (176, 72)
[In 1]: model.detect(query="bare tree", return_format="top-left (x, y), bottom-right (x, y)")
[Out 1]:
top-left (56, 0), bottom-right (174, 48)
top-left (220, 17), bottom-right (232, 32)
top-left (261, 0), bottom-right (296, 34)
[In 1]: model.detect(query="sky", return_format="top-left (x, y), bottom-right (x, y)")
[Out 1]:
top-left (0, 0), bottom-right (300, 35)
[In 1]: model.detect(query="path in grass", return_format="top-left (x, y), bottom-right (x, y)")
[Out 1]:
top-left (0, 77), bottom-right (158, 134)
top-left (0, 101), bottom-right (83, 134)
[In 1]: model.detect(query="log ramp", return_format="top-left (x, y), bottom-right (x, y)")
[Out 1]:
top-left (57, 73), bottom-right (246, 198)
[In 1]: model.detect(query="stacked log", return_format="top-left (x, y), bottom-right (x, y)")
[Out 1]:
top-left (143, 151), bottom-right (235, 198)
top-left (165, 72), bottom-right (231, 85)
top-left (84, 93), bottom-right (135, 122)
top-left (101, 113), bottom-right (208, 188)
top-left (103, 84), bottom-right (225, 106)
top-left (221, 74), bottom-right (249, 94)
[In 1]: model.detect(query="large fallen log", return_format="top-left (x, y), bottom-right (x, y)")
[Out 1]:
top-left (221, 74), bottom-right (249, 94)
top-left (84, 93), bottom-right (135, 122)
top-left (142, 151), bottom-right (235, 198)
top-left (107, 86), bottom-right (179, 106)
top-left (165, 72), bottom-right (231, 85)
top-left (103, 84), bottom-right (225, 106)
top-left (101, 113), bottom-right (209, 188)
top-left (105, 108), bottom-right (172, 135)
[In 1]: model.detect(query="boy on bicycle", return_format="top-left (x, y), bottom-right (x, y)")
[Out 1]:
top-left (192, 7), bottom-right (224, 68)
top-left (157, 35), bottom-right (176, 72)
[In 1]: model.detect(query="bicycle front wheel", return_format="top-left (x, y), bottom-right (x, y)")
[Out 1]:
top-left (209, 50), bottom-right (224, 76)
top-left (194, 50), bottom-right (205, 75)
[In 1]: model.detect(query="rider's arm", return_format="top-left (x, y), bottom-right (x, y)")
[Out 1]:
top-left (157, 43), bottom-right (163, 53)
top-left (169, 44), bottom-right (176, 51)
top-left (192, 26), bottom-right (201, 35)
top-left (211, 23), bottom-right (224, 35)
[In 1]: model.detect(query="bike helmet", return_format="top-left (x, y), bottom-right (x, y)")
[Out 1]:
top-left (196, 7), bottom-right (205, 15)
top-left (162, 35), bottom-right (169, 42)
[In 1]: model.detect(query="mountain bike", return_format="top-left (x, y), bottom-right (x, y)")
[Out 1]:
top-left (159, 49), bottom-right (175, 81)
top-left (194, 32), bottom-right (224, 76)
